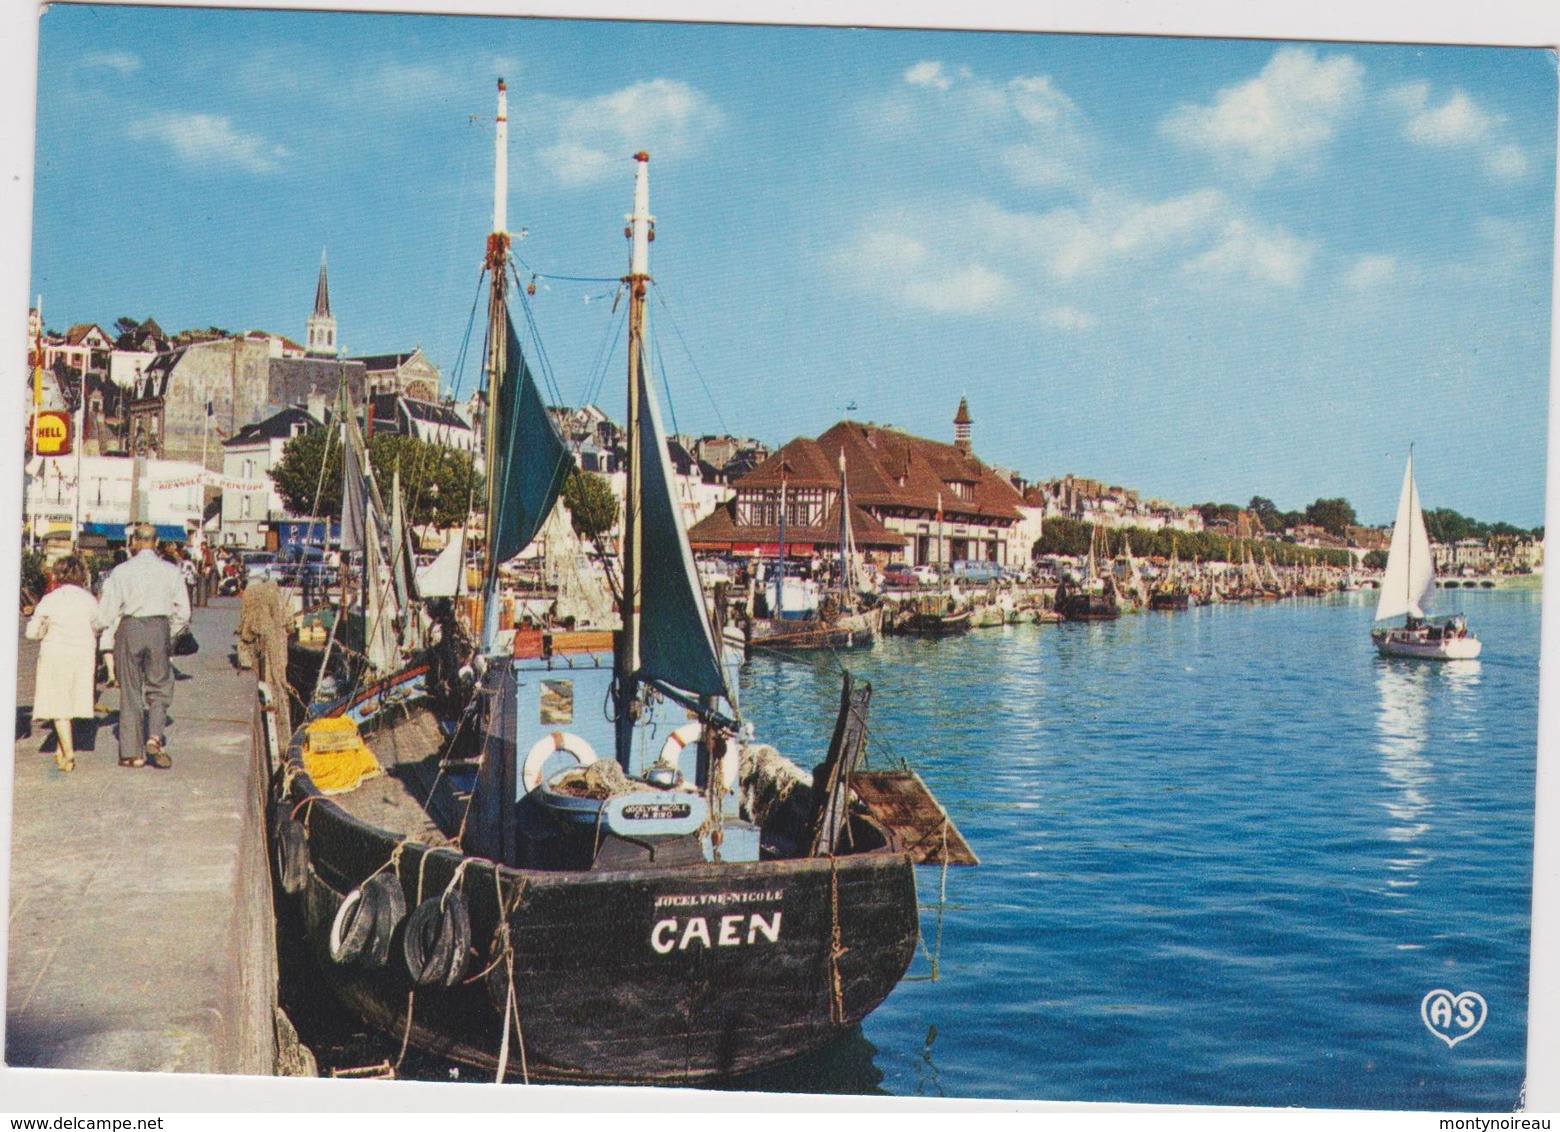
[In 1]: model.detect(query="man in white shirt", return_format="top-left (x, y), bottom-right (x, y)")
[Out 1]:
top-left (95, 524), bottom-right (191, 769)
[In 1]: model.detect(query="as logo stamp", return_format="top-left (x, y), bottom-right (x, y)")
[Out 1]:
top-left (1421, 989), bottom-right (1487, 1047)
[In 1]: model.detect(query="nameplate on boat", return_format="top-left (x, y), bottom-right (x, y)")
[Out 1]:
top-left (622, 802), bottom-right (692, 821)
top-left (649, 888), bottom-right (785, 954)
top-left (604, 792), bottom-right (707, 838)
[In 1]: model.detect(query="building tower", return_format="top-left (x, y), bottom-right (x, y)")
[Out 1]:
top-left (306, 250), bottom-right (337, 357)
top-left (953, 396), bottom-right (972, 453)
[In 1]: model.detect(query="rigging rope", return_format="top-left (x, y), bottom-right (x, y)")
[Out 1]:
top-left (651, 282), bottom-right (730, 435)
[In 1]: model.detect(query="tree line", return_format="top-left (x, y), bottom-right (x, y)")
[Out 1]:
top-left (1033, 518), bottom-right (1356, 569)
top-left (269, 427), bottom-right (621, 540)
top-left (1197, 495), bottom-right (1541, 544)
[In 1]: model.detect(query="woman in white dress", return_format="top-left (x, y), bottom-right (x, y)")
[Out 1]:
top-left (25, 556), bottom-right (100, 772)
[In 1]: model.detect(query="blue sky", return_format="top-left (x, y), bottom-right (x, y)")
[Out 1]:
top-left (25, 7), bottom-right (1557, 526)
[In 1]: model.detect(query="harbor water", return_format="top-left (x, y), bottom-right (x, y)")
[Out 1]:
top-left (732, 588), bottom-right (1540, 1108)
top-left (285, 588), bottom-right (1540, 1108)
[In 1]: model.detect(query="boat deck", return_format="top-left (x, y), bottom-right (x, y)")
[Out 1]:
top-left (331, 708), bottom-right (464, 846)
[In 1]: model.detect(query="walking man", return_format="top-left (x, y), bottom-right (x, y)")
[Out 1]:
top-left (95, 523), bottom-right (190, 769)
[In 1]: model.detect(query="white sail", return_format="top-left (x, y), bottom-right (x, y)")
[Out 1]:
top-left (1375, 455), bottom-right (1437, 622)
top-left (416, 529), bottom-right (466, 598)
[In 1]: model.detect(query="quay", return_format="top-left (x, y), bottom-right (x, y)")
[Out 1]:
top-left (6, 597), bottom-right (283, 1075)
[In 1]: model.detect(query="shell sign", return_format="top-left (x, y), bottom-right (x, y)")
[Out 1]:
top-left (33, 410), bottom-right (72, 456)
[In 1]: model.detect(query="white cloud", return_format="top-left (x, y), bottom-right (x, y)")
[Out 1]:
top-left (1405, 89), bottom-right (1496, 146)
top-left (1184, 220), bottom-right (1314, 287)
top-left (1000, 189), bottom-right (1229, 280)
top-left (1385, 81), bottom-right (1525, 180)
top-left (1041, 306), bottom-right (1096, 332)
top-left (1160, 47), bottom-right (1364, 178)
top-left (904, 61), bottom-right (955, 91)
top-left (879, 65), bottom-right (1092, 191)
top-left (906, 264), bottom-right (1017, 315)
top-left (539, 79), bottom-right (723, 187)
top-left (830, 223), bottom-right (1015, 315)
top-left (1345, 254), bottom-right (1397, 291)
top-left (82, 50), bottom-right (140, 75)
top-left (127, 112), bottom-right (288, 173)
top-left (1486, 143), bottom-right (1530, 180)
top-left (832, 187), bottom-right (1237, 315)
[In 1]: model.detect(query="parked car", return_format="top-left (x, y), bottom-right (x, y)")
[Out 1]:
top-left (239, 550), bottom-right (283, 584)
top-left (951, 559), bottom-right (1006, 584)
top-left (276, 548), bottom-right (338, 590)
top-left (912, 564), bottom-right (940, 586)
top-left (881, 562), bottom-right (916, 588)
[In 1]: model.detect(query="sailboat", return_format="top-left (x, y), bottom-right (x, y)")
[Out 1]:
top-left (889, 492), bottom-right (973, 636)
top-left (269, 82), bottom-right (971, 1085)
top-left (739, 453), bottom-right (883, 653)
top-left (1370, 451), bottom-right (1481, 660)
top-left (1054, 524), bottom-right (1120, 621)
top-left (1148, 538), bottom-right (1191, 611)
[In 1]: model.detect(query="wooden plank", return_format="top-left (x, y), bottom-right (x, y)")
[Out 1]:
top-left (850, 770), bottom-right (978, 866)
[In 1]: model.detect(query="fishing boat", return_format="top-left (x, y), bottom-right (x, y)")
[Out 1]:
top-left (1148, 540), bottom-right (1191, 611)
top-left (270, 83), bottom-right (971, 1086)
top-left (1054, 525), bottom-right (1120, 621)
top-left (1370, 451), bottom-right (1482, 660)
top-left (890, 594), bottom-right (973, 636)
top-left (737, 456), bottom-right (882, 653)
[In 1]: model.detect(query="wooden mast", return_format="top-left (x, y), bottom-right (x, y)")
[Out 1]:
top-left (480, 78), bottom-right (511, 650)
top-left (615, 152), bottom-right (652, 763)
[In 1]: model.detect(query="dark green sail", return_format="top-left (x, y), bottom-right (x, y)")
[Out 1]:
top-left (487, 309), bottom-right (572, 576)
top-left (635, 344), bottom-right (728, 700)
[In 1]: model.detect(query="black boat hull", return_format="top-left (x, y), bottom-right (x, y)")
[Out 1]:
top-left (278, 665), bottom-right (922, 1085)
top-left (1058, 594), bottom-right (1120, 621)
top-left (292, 808), bottom-right (919, 1084)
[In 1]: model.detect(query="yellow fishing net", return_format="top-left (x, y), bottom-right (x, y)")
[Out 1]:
top-left (303, 718), bottom-right (383, 795)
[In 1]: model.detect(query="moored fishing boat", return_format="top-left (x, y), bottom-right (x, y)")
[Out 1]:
top-left (1370, 450), bottom-right (1482, 661)
top-left (270, 84), bottom-right (971, 1086)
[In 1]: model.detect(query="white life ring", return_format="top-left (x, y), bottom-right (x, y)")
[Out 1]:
top-left (657, 723), bottom-right (703, 773)
top-left (522, 731), bottom-right (597, 793)
top-left (657, 722), bottom-right (739, 792)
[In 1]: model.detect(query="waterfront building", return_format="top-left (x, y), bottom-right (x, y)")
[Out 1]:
top-left (42, 322), bottom-right (112, 380)
top-left (219, 405), bottom-right (323, 548)
top-left (356, 348), bottom-right (441, 401)
top-left (127, 337), bottom-right (364, 468)
top-left (367, 392), bottom-right (478, 454)
top-left (24, 453), bottom-right (207, 545)
top-left (688, 405), bottom-right (1029, 570)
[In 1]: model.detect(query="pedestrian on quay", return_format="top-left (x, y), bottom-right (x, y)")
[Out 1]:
top-left (25, 556), bottom-right (101, 773)
top-left (95, 523), bottom-right (190, 770)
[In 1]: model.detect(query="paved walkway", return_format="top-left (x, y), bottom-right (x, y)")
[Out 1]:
top-left (6, 596), bottom-right (277, 1074)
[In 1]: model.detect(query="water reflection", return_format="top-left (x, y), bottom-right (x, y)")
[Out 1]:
top-left (1374, 661), bottom-right (1436, 892)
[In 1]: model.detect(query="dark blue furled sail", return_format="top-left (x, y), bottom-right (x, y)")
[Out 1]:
top-left (634, 343), bottom-right (728, 700)
top-left (487, 309), bottom-right (572, 575)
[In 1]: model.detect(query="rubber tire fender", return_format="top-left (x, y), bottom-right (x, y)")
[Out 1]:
top-left (273, 815), bottom-right (309, 896)
top-left (329, 873), bottom-right (406, 967)
top-left (402, 892), bottom-right (472, 988)
top-left (329, 886), bottom-right (374, 965)
top-left (360, 873), bottom-right (408, 970)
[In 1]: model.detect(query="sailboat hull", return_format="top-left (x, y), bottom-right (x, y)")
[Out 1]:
top-left (1371, 629), bottom-right (1483, 661)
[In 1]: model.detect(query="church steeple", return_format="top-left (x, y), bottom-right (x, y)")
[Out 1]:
top-left (306, 249), bottom-right (337, 356)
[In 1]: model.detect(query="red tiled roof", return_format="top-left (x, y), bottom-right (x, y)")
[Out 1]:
top-left (688, 497), bottom-right (906, 551)
top-left (729, 423), bottom-right (1024, 523)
